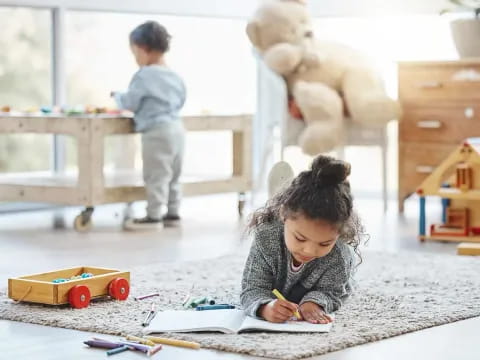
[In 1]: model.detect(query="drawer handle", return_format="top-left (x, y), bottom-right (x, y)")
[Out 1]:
top-left (417, 81), bottom-right (443, 89)
top-left (465, 107), bottom-right (475, 118)
top-left (452, 69), bottom-right (480, 82)
top-left (416, 120), bottom-right (442, 129)
top-left (416, 165), bottom-right (434, 174)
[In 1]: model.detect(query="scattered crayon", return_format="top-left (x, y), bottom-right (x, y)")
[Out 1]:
top-left (142, 304), bottom-right (157, 327)
top-left (117, 341), bottom-right (150, 353)
top-left (145, 336), bottom-right (201, 349)
top-left (106, 345), bottom-right (130, 356)
top-left (189, 297), bottom-right (207, 308)
top-left (195, 304), bottom-right (235, 311)
top-left (148, 344), bottom-right (163, 356)
top-left (135, 292), bottom-right (160, 301)
top-left (84, 339), bottom-right (123, 349)
top-left (125, 334), bottom-right (155, 346)
top-left (206, 298), bottom-right (216, 305)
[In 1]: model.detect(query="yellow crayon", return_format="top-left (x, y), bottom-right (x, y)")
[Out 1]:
top-left (145, 336), bottom-right (201, 349)
top-left (125, 334), bottom-right (155, 346)
top-left (272, 289), bottom-right (301, 319)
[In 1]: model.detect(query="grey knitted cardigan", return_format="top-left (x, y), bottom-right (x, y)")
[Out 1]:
top-left (241, 221), bottom-right (355, 318)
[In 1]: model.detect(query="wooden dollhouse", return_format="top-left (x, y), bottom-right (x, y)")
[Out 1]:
top-left (417, 138), bottom-right (480, 244)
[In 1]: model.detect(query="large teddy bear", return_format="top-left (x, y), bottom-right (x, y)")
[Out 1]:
top-left (247, 0), bottom-right (400, 155)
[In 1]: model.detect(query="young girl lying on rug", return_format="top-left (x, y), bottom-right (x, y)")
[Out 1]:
top-left (241, 155), bottom-right (364, 324)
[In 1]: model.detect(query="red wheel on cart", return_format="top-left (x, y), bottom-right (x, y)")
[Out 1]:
top-left (68, 285), bottom-right (91, 308)
top-left (108, 277), bottom-right (130, 300)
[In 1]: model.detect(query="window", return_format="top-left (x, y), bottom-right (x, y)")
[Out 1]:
top-left (312, 15), bottom-right (457, 96)
top-left (66, 12), bottom-right (255, 115)
top-left (0, 7), bottom-right (51, 109)
top-left (65, 12), bottom-right (256, 177)
top-left (0, 7), bottom-right (52, 173)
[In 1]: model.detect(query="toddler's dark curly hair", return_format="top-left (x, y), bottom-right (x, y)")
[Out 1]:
top-left (130, 21), bottom-right (171, 53)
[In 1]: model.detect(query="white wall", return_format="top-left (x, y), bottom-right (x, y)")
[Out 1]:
top-left (0, 0), bottom-right (453, 18)
top-left (308, 0), bottom-right (451, 17)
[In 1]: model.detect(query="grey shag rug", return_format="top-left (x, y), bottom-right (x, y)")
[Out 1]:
top-left (1, 251), bottom-right (480, 359)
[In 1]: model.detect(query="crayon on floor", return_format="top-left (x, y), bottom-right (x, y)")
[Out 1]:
top-left (144, 336), bottom-right (201, 350)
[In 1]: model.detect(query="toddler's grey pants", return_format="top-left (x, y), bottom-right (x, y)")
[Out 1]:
top-left (141, 121), bottom-right (185, 219)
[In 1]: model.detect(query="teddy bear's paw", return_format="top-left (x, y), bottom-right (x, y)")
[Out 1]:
top-left (299, 122), bottom-right (342, 155)
top-left (298, 64), bottom-right (307, 73)
top-left (264, 43), bottom-right (303, 75)
top-left (303, 52), bottom-right (323, 67)
top-left (350, 97), bottom-right (401, 126)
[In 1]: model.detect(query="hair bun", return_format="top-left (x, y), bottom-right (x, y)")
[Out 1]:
top-left (311, 155), bottom-right (351, 186)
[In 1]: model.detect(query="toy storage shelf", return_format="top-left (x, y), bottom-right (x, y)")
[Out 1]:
top-left (0, 114), bottom-right (252, 229)
top-left (398, 60), bottom-right (480, 213)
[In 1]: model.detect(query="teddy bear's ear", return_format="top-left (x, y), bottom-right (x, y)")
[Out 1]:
top-left (246, 21), bottom-right (260, 47)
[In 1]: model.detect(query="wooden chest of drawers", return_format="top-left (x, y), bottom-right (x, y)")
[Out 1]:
top-left (398, 60), bottom-right (480, 212)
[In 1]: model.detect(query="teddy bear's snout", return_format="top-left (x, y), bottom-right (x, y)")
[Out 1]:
top-left (304, 30), bottom-right (313, 38)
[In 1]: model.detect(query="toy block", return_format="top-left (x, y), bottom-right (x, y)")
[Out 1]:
top-left (457, 242), bottom-right (480, 256)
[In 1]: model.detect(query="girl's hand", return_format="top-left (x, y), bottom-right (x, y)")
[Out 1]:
top-left (299, 302), bottom-right (332, 324)
top-left (259, 299), bottom-right (299, 323)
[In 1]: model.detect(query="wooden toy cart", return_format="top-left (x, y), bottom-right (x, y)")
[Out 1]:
top-left (0, 114), bottom-right (252, 231)
top-left (8, 267), bottom-right (130, 308)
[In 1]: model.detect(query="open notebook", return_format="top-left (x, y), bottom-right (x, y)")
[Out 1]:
top-left (142, 309), bottom-right (334, 334)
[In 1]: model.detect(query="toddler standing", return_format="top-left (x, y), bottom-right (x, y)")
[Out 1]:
top-left (112, 21), bottom-right (186, 231)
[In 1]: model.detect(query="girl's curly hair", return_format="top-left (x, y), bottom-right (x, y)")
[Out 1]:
top-left (248, 155), bottom-right (367, 265)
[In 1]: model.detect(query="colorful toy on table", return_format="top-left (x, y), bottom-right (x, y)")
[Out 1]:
top-left (24, 107), bottom-right (39, 114)
top-left (63, 105), bottom-right (87, 116)
top-left (3, 104), bottom-right (128, 117)
top-left (85, 105), bottom-right (122, 115)
top-left (40, 105), bottom-right (60, 114)
top-left (52, 272), bottom-right (93, 283)
top-left (85, 105), bottom-right (105, 114)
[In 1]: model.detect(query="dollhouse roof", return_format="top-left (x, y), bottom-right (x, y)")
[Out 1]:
top-left (417, 138), bottom-right (480, 199)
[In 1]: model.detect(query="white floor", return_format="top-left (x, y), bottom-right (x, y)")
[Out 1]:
top-left (0, 193), bottom-right (478, 359)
